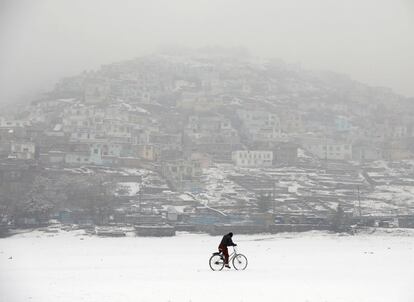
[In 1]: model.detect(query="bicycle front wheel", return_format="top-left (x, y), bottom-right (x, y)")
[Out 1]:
top-left (209, 254), bottom-right (224, 271)
top-left (232, 254), bottom-right (248, 270)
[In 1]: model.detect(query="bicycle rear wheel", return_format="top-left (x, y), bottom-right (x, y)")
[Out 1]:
top-left (232, 254), bottom-right (248, 270)
top-left (209, 254), bottom-right (224, 271)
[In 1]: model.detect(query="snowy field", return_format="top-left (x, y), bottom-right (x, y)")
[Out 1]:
top-left (1, 230), bottom-right (414, 302)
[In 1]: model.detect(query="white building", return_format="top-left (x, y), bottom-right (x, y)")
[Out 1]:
top-left (10, 141), bottom-right (36, 160)
top-left (237, 109), bottom-right (282, 141)
top-left (303, 140), bottom-right (352, 160)
top-left (232, 150), bottom-right (273, 167)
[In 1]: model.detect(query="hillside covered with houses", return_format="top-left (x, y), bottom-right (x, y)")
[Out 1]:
top-left (1, 49), bottom-right (414, 237)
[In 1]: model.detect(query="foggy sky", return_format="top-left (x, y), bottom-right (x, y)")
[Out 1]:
top-left (1, 0), bottom-right (413, 104)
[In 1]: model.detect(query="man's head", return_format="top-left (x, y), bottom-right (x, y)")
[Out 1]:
top-left (228, 232), bottom-right (233, 237)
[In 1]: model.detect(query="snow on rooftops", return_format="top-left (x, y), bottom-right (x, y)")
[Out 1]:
top-left (117, 99), bottom-right (149, 114)
top-left (117, 182), bottom-right (140, 196)
top-left (57, 98), bottom-right (77, 103)
top-left (53, 124), bottom-right (63, 131)
top-left (122, 168), bottom-right (150, 176)
top-left (179, 193), bottom-right (197, 202)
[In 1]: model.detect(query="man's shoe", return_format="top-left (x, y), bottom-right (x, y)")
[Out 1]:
top-left (224, 264), bottom-right (231, 268)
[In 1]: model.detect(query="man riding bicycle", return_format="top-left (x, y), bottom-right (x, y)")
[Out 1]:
top-left (218, 232), bottom-right (237, 268)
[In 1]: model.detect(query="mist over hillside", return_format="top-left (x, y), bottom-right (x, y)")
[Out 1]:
top-left (37, 48), bottom-right (410, 109)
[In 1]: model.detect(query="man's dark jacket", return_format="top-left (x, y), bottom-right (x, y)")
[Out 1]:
top-left (219, 233), bottom-right (236, 247)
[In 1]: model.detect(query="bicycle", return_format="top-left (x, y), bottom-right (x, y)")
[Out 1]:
top-left (209, 246), bottom-right (248, 271)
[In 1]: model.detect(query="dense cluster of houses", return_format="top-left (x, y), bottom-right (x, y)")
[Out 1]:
top-left (1, 50), bottom-right (414, 236)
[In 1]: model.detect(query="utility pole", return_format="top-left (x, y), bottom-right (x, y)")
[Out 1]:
top-left (273, 181), bottom-right (276, 214)
top-left (139, 184), bottom-right (143, 213)
top-left (357, 185), bottom-right (361, 218)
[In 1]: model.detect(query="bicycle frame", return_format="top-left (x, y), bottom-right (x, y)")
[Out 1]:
top-left (222, 246), bottom-right (239, 263)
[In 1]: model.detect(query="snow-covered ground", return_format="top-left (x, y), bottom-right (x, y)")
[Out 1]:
top-left (1, 230), bottom-right (414, 302)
